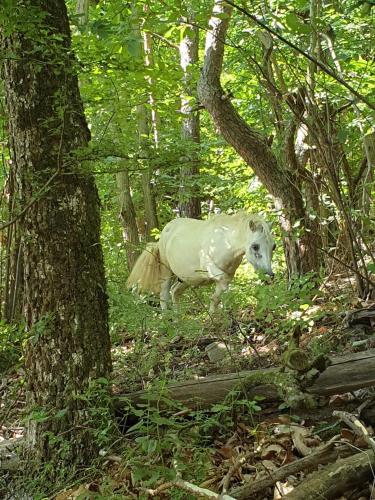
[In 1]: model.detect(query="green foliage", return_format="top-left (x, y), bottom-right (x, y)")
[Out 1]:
top-left (121, 399), bottom-right (212, 491)
top-left (117, 385), bottom-right (262, 494)
top-left (0, 321), bottom-right (25, 373)
top-left (1, 0), bottom-right (374, 496)
top-left (16, 376), bottom-right (118, 498)
top-left (250, 273), bottom-right (320, 339)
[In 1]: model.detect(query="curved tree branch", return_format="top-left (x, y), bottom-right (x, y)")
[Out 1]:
top-left (225, 0), bottom-right (375, 112)
top-left (198, 0), bottom-right (319, 275)
top-left (197, 1), bottom-right (303, 218)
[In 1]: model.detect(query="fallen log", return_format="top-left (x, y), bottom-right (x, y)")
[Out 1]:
top-left (229, 441), bottom-right (355, 500)
top-left (117, 349), bottom-right (375, 410)
top-left (0, 437), bottom-right (23, 471)
top-left (283, 450), bottom-right (375, 500)
top-left (308, 348), bottom-right (375, 396)
top-left (345, 304), bottom-right (375, 329)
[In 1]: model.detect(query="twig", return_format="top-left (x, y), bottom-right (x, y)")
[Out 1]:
top-left (221, 454), bottom-right (247, 493)
top-left (333, 410), bottom-right (375, 452)
top-left (0, 169), bottom-right (60, 232)
top-left (146, 477), bottom-right (236, 499)
top-left (319, 247), bottom-right (375, 290)
top-left (174, 457), bottom-right (235, 498)
top-left (146, 481), bottom-right (175, 496)
top-left (151, 31), bottom-right (179, 50)
top-left (224, 0), bottom-right (375, 111)
top-left (357, 397), bottom-right (375, 417)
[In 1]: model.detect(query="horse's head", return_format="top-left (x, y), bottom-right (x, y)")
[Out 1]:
top-left (245, 217), bottom-right (275, 277)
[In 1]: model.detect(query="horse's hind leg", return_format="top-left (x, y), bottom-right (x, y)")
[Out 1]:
top-left (170, 280), bottom-right (189, 309)
top-left (159, 263), bottom-right (173, 310)
top-left (160, 278), bottom-right (172, 311)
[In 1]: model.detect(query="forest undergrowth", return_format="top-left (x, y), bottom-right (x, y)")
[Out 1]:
top-left (1, 268), bottom-right (375, 499)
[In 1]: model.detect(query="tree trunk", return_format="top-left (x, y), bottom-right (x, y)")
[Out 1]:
top-left (1, 0), bottom-right (112, 470)
top-left (178, 7), bottom-right (201, 219)
top-left (76, 0), bottom-right (89, 25)
top-left (137, 103), bottom-right (159, 239)
top-left (116, 168), bottom-right (140, 271)
top-left (198, 1), bottom-right (315, 276)
top-left (136, 4), bottom-right (159, 238)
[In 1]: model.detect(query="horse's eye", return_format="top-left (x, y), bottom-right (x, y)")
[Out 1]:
top-left (272, 243), bottom-right (276, 251)
top-left (251, 243), bottom-right (260, 252)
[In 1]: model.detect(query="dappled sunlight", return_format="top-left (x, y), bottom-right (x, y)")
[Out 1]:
top-left (0, 0), bottom-right (373, 495)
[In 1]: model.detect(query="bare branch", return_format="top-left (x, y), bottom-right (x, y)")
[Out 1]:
top-left (224, 0), bottom-right (375, 111)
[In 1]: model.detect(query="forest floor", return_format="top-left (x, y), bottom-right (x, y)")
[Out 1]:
top-left (1, 272), bottom-right (375, 499)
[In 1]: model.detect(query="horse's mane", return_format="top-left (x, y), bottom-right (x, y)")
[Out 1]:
top-left (208, 211), bottom-right (270, 234)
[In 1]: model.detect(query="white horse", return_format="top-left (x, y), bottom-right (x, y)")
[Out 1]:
top-left (126, 212), bottom-right (275, 313)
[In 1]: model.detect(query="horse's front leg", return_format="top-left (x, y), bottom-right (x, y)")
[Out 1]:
top-left (209, 275), bottom-right (231, 314)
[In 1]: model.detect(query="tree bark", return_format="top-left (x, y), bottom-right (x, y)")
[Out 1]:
top-left (1, 0), bottom-right (112, 469)
top-left (178, 7), bottom-right (201, 219)
top-left (76, 0), bottom-right (90, 25)
top-left (116, 168), bottom-right (140, 271)
top-left (137, 103), bottom-right (159, 239)
top-left (136, 4), bottom-right (159, 238)
top-left (284, 452), bottom-right (375, 500)
top-left (230, 443), bottom-right (355, 499)
top-left (2, 167), bottom-right (24, 322)
top-left (198, 1), bottom-right (314, 276)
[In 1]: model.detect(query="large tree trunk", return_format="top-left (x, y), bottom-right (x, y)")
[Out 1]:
top-left (178, 7), bottom-right (201, 219)
top-left (1, 0), bottom-right (112, 469)
top-left (198, 1), bottom-right (315, 276)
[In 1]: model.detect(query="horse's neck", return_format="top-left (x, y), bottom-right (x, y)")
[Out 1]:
top-left (229, 220), bottom-right (249, 258)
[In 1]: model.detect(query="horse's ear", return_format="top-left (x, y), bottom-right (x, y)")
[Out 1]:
top-left (249, 219), bottom-right (262, 232)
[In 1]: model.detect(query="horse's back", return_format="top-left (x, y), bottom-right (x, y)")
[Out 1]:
top-left (159, 218), bottom-right (212, 284)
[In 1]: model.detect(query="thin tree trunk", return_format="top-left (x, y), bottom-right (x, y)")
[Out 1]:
top-left (116, 168), bottom-right (140, 271)
top-left (1, 0), bottom-right (112, 470)
top-left (137, 103), bottom-right (159, 239)
top-left (301, 0), bottom-right (322, 272)
top-left (178, 7), bottom-right (201, 219)
top-left (142, 26), bottom-right (159, 146)
top-left (76, 0), bottom-right (89, 25)
top-left (137, 3), bottom-right (159, 238)
top-left (198, 1), bottom-right (312, 276)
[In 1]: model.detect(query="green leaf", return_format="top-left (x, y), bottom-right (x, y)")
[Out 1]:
top-left (96, 377), bottom-right (109, 385)
top-left (337, 128), bottom-right (348, 144)
top-left (285, 13), bottom-right (311, 34)
top-left (127, 419), bottom-right (145, 433)
top-left (294, 0), bottom-right (309, 9)
top-left (149, 414), bottom-right (175, 426)
top-left (215, 12), bottom-right (230, 20)
top-left (55, 408), bottom-right (68, 419)
top-left (126, 38), bottom-right (141, 58)
top-left (135, 435), bottom-right (158, 454)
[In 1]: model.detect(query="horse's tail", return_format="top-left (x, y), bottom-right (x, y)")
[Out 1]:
top-left (126, 242), bottom-right (161, 294)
